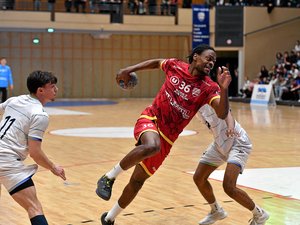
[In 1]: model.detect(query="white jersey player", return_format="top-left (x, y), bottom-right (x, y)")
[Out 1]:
top-left (0, 71), bottom-right (66, 225)
top-left (197, 104), bottom-right (251, 169)
top-left (194, 104), bottom-right (269, 225)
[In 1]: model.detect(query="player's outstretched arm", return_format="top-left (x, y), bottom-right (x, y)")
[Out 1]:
top-left (28, 139), bottom-right (66, 180)
top-left (224, 110), bottom-right (240, 138)
top-left (116, 59), bottom-right (164, 85)
top-left (211, 66), bottom-right (231, 119)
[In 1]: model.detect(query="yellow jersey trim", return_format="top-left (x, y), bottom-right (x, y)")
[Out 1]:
top-left (158, 128), bottom-right (173, 145)
top-left (139, 114), bottom-right (173, 145)
top-left (209, 96), bottom-right (220, 105)
top-left (160, 59), bottom-right (166, 70)
top-left (139, 162), bottom-right (153, 176)
top-left (140, 115), bottom-right (157, 120)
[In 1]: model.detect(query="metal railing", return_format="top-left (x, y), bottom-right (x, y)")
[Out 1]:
top-left (0, 0), bottom-right (180, 16)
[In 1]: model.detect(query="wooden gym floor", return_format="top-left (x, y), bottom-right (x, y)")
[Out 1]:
top-left (0, 99), bottom-right (299, 225)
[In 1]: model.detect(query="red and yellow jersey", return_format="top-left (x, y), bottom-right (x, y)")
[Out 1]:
top-left (140, 58), bottom-right (220, 143)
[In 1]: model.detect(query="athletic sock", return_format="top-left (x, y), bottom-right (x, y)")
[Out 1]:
top-left (106, 163), bottom-right (124, 179)
top-left (252, 204), bottom-right (263, 216)
top-left (106, 202), bottom-right (124, 222)
top-left (209, 201), bottom-right (221, 212)
top-left (30, 215), bottom-right (48, 225)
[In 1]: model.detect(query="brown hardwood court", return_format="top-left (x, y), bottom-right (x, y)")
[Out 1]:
top-left (0, 99), bottom-right (299, 225)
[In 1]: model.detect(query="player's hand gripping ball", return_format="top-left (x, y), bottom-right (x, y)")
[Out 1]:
top-left (118, 72), bottom-right (138, 90)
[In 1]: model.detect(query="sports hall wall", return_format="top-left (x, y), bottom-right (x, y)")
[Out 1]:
top-left (0, 32), bottom-right (189, 98)
top-left (243, 7), bottom-right (299, 79)
top-left (0, 7), bottom-right (299, 98)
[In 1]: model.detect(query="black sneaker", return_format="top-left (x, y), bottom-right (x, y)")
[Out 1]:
top-left (101, 212), bottom-right (115, 225)
top-left (96, 175), bottom-right (115, 201)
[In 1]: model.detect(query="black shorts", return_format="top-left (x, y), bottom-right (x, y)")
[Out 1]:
top-left (9, 178), bottom-right (35, 195)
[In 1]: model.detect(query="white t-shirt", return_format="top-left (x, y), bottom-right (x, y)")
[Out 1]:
top-left (0, 95), bottom-right (49, 162)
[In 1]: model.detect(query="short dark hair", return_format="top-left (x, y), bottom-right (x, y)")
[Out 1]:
top-left (27, 70), bottom-right (57, 94)
top-left (187, 44), bottom-right (215, 64)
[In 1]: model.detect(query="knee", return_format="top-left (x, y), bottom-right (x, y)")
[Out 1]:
top-left (142, 143), bottom-right (160, 157)
top-left (223, 182), bottom-right (236, 197)
top-left (193, 172), bottom-right (199, 184)
top-left (193, 171), bottom-right (206, 187)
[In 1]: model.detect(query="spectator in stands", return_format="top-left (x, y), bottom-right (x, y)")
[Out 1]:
top-left (160, 0), bottom-right (169, 15)
top-left (276, 64), bottom-right (285, 76)
top-left (89, 0), bottom-right (97, 13)
top-left (273, 73), bottom-right (281, 100)
top-left (258, 65), bottom-right (269, 79)
top-left (170, 0), bottom-right (177, 15)
top-left (182, 0), bottom-right (191, 8)
top-left (74, 0), bottom-right (80, 11)
top-left (81, 0), bottom-right (87, 12)
top-left (98, 0), bottom-right (110, 13)
top-left (137, 0), bottom-right (146, 14)
top-left (148, 0), bottom-right (157, 15)
top-left (34, 0), bottom-right (41, 10)
top-left (290, 73), bottom-right (300, 101)
top-left (65, 0), bottom-right (73, 12)
top-left (296, 51), bottom-right (300, 68)
top-left (269, 71), bottom-right (277, 90)
top-left (128, 0), bottom-right (137, 14)
top-left (258, 76), bottom-right (268, 84)
top-left (279, 72), bottom-right (294, 100)
top-left (283, 67), bottom-right (289, 78)
top-left (290, 63), bottom-right (299, 79)
top-left (200, 0), bottom-right (299, 7)
top-left (294, 40), bottom-right (300, 52)
top-left (204, 0), bottom-right (213, 8)
top-left (283, 51), bottom-right (292, 70)
top-left (48, 0), bottom-right (55, 11)
top-left (270, 64), bottom-right (278, 78)
top-left (4, 0), bottom-right (15, 9)
top-left (74, 0), bottom-right (86, 12)
top-left (275, 52), bottom-right (284, 66)
top-left (280, 72), bottom-right (298, 100)
top-left (239, 76), bottom-right (251, 98)
top-left (289, 50), bottom-right (297, 64)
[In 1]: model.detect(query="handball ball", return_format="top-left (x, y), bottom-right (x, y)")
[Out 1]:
top-left (119, 72), bottom-right (138, 90)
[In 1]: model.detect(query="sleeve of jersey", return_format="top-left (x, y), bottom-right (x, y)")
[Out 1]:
top-left (28, 113), bottom-right (49, 142)
top-left (0, 102), bottom-right (5, 113)
top-left (207, 84), bottom-right (221, 105)
top-left (0, 97), bottom-right (17, 113)
top-left (160, 59), bottom-right (168, 72)
top-left (160, 58), bottom-right (175, 73)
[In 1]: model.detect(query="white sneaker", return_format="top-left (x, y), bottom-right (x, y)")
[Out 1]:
top-left (249, 209), bottom-right (269, 225)
top-left (199, 207), bottom-right (228, 225)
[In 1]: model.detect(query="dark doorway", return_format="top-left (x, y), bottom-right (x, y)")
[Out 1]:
top-left (211, 51), bottom-right (239, 97)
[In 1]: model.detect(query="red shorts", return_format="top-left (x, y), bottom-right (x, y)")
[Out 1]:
top-left (134, 117), bottom-right (172, 176)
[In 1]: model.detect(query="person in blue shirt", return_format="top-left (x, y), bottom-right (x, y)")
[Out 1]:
top-left (0, 57), bottom-right (14, 103)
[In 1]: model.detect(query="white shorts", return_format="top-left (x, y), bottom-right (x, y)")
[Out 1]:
top-left (200, 131), bottom-right (252, 173)
top-left (0, 160), bottom-right (38, 193)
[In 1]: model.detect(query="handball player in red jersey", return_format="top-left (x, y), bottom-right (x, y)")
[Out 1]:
top-left (96, 44), bottom-right (232, 225)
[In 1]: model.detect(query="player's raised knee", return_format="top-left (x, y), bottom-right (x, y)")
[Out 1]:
top-left (143, 143), bottom-right (160, 157)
